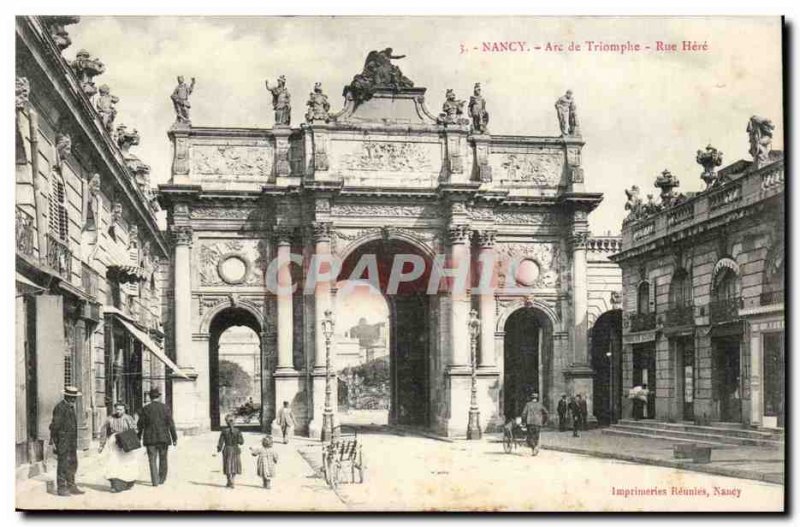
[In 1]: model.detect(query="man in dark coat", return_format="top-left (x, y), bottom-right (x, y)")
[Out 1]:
top-left (577, 393), bottom-right (589, 430)
top-left (137, 387), bottom-right (177, 486)
top-left (49, 386), bottom-right (85, 496)
top-left (520, 392), bottom-right (548, 456)
top-left (568, 395), bottom-right (582, 437)
top-left (557, 394), bottom-right (568, 432)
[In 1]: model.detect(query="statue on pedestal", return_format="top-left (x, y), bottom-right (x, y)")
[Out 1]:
top-left (70, 49), bottom-right (105, 97)
top-left (696, 144), bottom-right (724, 188)
top-left (555, 90), bottom-right (580, 136)
top-left (437, 89), bottom-right (467, 125)
top-left (747, 115), bottom-right (775, 168)
top-left (171, 75), bottom-right (195, 125)
top-left (469, 83), bottom-right (489, 134)
top-left (266, 75), bottom-right (291, 126)
top-left (344, 48), bottom-right (414, 105)
top-left (305, 82), bottom-right (330, 123)
top-left (95, 84), bottom-right (118, 132)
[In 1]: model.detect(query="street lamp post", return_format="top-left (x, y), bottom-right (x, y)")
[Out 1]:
top-left (321, 309), bottom-right (335, 443)
top-left (467, 309), bottom-right (481, 440)
top-left (606, 349), bottom-right (613, 424)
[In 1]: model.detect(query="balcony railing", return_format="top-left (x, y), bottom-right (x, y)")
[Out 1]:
top-left (16, 207), bottom-right (35, 258)
top-left (81, 263), bottom-right (100, 299)
top-left (664, 304), bottom-right (694, 327)
top-left (629, 311), bottom-right (656, 332)
top-left (759, 289), bottom-right (784, 306)
top-left (45, 232), bottom-right (72, 279)
top-left (709, 296), bottom-right (743, 324)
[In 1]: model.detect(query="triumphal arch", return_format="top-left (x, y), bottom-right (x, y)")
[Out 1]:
top-left (159, 51), bottom-right (621, 437)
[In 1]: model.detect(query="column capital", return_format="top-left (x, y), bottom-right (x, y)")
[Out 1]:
top-left (273, 225), bottom-right (295, 246)
top-left (311, 221), bottom-right (332, 243)
top-left (570, 230), bottom-right (590, 250)
top-left (170, 225), bottom-right (194, 247)
top-left (447, 224), bottom-right (471, 245)
top-left (474, 229), bottom-right (497, 248)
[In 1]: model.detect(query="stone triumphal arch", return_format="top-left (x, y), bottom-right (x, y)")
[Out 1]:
top-left (159, 52), bottom-right (622, 437)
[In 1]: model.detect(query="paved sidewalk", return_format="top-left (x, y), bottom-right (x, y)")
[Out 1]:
top-left (504, 429), bottom-right (786, 485)
top-left (16, 432), bottom-right (346, 511)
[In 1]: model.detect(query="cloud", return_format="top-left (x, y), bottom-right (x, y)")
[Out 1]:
top-left (68, 16), bottom-right (783, 234)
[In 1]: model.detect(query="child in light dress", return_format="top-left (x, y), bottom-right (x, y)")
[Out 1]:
top-left (250, 435), bottom-right (279, 489)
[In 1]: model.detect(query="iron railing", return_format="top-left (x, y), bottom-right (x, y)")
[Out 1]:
top-left (664, 304), bottom-right (694, 327)
top-left (45, 232), bottom-right (72, 279)
top-left (759, 289), bottom-right (784, 306)
top-left (16, 207), bottom-right (35, 258)
top-left (709, 296), bottom-right (742, 324)
top-left (629, 311), bottom-right (656, 332)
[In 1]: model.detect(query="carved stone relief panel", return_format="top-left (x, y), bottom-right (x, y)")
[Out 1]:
top-left (490, 150), bottom-right (564, 186)
top-left (495, 241), bottom-right (562, 288)
top-left (197, 239), bottom-right (268, 287)
top-left (494, 210), bottom-right (560, 226)
top-left (191, 142), bottom-right (274, 181)
top-left (330, 138), bottom-right (441, 186)
top-left (190, 207), bottom-right (256, 220)
top-left (331, 203), bottom-right (440, 218)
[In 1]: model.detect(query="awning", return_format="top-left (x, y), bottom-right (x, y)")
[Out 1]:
top-left (107, 264), bottom-right (149, 283)
top-left (16, 272), bottom-right (46, 296)
top-left (105, 306), bottom-right (190, 380)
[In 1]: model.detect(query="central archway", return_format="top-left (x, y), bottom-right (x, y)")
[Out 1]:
top-left (337, 237), bottom-right (434, 428)
top-left (503, 307), bottom-right (554, 419)
top-left (208, 306), bottom-right (263, 431)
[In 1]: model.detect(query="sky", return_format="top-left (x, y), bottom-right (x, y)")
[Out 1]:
top-left (66, 16), bottom-right (784, 235)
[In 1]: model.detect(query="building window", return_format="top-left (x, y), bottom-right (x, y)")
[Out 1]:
top-left (637, 282), bottom-right (650, 314)
top-left (64, 322), bottom-right (75, 388)
top-left (49, 175), bottom-right (69, 241)
top-left (669, 269), bottom-right (690, 308)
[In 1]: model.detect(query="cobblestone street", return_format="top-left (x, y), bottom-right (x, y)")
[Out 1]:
top-left (16, 429), bottom-right (783, 512)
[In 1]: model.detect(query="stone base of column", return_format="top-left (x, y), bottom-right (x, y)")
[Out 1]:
top-left (307, 370), bottom-right (337, 440)
top-left (441, 366), bottom-right (501, 437)
top-left (565, 363), bottom-right (596, 425)
top-left (171, 368), bottom-right (210, 435)
top-left (271, 368), bottom-right (304, 437)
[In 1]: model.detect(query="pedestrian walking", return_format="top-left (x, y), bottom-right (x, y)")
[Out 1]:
top-left (577, 394), bottom-right (588, 430)
top-left (568, 395), bottom-right (581, 437)
top-left (628, 384), bottom-right (648, 420)
top-left (557, 394), bottom-right (568, 432)
top-left (520, 392), bottom-right (548, 456)
top-left (137, 386), bottom-right (177, 487)
top-left (98, 402), bottom-right (139, 493)
top-left (277, 401), bottom-right (296, 444)
top-left (216, 414), bottom-right (244, 488)
top-left (250, 435), bottom-right (279, 489)
top-left (48, 386), bottom-right (84, 497)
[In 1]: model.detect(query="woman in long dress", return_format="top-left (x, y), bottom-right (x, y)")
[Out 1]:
top-left (216, 414), bottom-right (243, 488)
top-left (98, 402), bottom-right (140, 493)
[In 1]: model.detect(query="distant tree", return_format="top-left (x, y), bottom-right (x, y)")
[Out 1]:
top-left (218, 359), bottom-right (252, 397)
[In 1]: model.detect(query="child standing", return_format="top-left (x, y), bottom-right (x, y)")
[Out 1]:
top-left (250, 436), bottom-right (279, 489)
top-left (216, 414), bottom-right (243, 488)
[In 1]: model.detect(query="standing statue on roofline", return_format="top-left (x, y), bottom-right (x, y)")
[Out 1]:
top-left (266, 75), bottom-right (291, 126)
top-left (171, 75), bottom-right (195, 125)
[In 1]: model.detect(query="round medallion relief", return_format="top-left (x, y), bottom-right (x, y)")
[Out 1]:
top-left (514, 258), bottom-right (541, 287)
top-left (217, 254), bottom-right (250, 285)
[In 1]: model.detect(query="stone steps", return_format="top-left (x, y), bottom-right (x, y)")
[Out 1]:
top-left (599, 428), bottom-right (728, 447)
top-left (604, 420), bottom-right (784, 448)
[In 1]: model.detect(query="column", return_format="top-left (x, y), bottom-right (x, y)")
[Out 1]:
top-left (475, 230), bottom-right (497, 368)
top-left (749, 330), bottom-right (762, 427)
top-left (448, 224), bottom-right (471, 367)
top-left (571, 230), bottom-right (589, 364)
top-left (308, 221), bottom-right (333, 438)
top-left (275, 229), bottom-right (294, 371)
top-left (170, 225), bottom-right (200, 433)
top-left (313, 222), bottom-right (333, 369)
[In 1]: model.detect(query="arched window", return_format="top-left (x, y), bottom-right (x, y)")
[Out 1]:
top-left (669, 269), bottom-right (691, 308)
top-left (637, 282), bottom-right (650, 315)
top-left (713, 267), bottom-right (738, 301)
top-left (48, 173), bottom-right (69, 241)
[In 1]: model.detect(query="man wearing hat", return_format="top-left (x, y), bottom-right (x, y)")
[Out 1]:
top-left (49, 386), bottom-right (84, 496)
top-left (520, 392), bottom-right (548, 456)
top-left (137, 386), bottom-right (178, 487)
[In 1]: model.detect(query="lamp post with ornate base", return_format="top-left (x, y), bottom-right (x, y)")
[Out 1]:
top-left (467, 309), bottom-right (482, 440)
top-left (321, 309), bottom-right (335, 443)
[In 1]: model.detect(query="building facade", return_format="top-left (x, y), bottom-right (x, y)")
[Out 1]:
top-left (15, 16), bottom-right (172, 475)
top-left (612, 120), bottom-right (784, 429)
top-left (159, 54), bottom-right (622, 438)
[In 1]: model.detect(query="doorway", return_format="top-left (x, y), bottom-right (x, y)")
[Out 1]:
top-left (503, 308), bottom-right (552, 420)
top-left (712, 336), bottom-right (741, 422)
